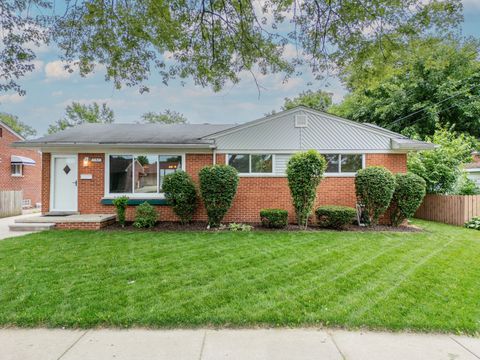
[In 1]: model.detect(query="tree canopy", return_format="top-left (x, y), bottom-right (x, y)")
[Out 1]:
top-left (331, 37), bottom-right (480, 138)
top-left (48, 102), bottom-right (114, 134)
top-left (282, 90), bottom-right (332, 112)
top-left (0, 112), bottom-right (36, 138)
top-left (1, 0), bottom-right (463, 95)
top-left (140, 110), bottom-right (187, 124)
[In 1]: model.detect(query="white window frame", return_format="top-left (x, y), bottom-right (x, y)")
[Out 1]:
top-left (226, 154), bottom-right (276, 176)
top-left (11, 164), bottom-right (23, 177)
top-left (104, 152), bottom-right (186, 199)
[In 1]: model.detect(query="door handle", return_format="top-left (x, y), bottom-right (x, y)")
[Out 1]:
top-left (73, 180), bottom-right (78, 186)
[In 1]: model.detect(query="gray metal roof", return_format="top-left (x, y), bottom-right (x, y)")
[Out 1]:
top-left (207, 107), bottom-right (433, 151)
top-left (16, 123), bottom-right (235, 147)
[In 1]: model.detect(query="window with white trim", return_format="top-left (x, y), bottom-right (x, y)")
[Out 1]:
top-left (321, 154), bottom-right (363, 173)
top-left (11, 164), bottom-right (23, 176)
top-left (228, 154), bottom-right (273, 174)
top-left (108, 154), bottom-right (182, 195)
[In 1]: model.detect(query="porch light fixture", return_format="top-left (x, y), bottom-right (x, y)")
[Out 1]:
top-left (83, 157), bottom-right (90, 167)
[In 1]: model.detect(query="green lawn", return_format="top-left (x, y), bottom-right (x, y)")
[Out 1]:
top-left (1, 220), bottom-right (480, 334)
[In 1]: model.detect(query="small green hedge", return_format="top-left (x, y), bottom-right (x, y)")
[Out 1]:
top-left (260, 209), bottom-right (288, 228)
top-left (133, 202), bottom-right (158, 228)
top-left (162, 171), bottom-right (197, 224)
top-left (315, 205), bottom-right (357, 229)
top-left (355, 166), bottom-right (396, 226)
top-left (199, 165), bottom-right (239, 227)
top-left (112, 196), bottom-right (129, 227)
top-left (465, 217), bottom-right (480, 230)
top-left (390, 172), bottom-right (426, 226)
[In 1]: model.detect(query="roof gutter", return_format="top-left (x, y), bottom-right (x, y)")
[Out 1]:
top-left (391, 139), bottom-right (436, 151)
top-left (12, 142), bottom-right (217, 149)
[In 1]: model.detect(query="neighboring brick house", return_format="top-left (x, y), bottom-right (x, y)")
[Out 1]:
top-left (464, 151), bottom-right (480, 187)
top-left (15, 106), bottom-right (433, 223)
top-left (0, 121), bottom-right (42, 208)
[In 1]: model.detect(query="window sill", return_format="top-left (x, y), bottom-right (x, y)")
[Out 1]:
top-left (11, 174), bottom-right (23, 177)
top-left (101, 198), bottom-right (169, 206)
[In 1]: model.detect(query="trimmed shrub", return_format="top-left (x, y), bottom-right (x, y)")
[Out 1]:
top-left (199, 165), bottom-right (239, 227)
top-left (315, 205), bottom-right (356, 229)
top-left (286, 150), bottom-right (326, 228)
top-left (162, 171), bottom-right (197, 224)
top-left (112, 196), bottom-right (129, 227)
top-left (465, 217), bottom-right (480, 230)
top-left (228, 223), bottom-right (253, 232)
top-left (355, 166), bottom-right (396, 226)
top-left (260, 209), bottom-right (288, 228)
top-left (133, 202), bottom-right (158, 228)
top-left (390, 173), bottom-right (426, 226)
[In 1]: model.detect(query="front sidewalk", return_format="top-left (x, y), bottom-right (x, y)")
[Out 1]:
top-left (3, 328), bottom-right (480, 360)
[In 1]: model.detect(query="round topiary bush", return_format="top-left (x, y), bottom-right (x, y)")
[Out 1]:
top-left (355, 166), bottom-right (396, 226)
top-left (133, 202), bottom-right (158, 228)
top-left (162, 171), bottom-right (197, 224)
top-left (286, 150), bottom-right (326, 228)
top-left (260, 209), bottom-right (288, 228)
top-left (390, 172), bottom-right (426, 226)
top-left (199, 165), bottom-right (239, 227)
top-left (315, 205), bottom-right (357, 229)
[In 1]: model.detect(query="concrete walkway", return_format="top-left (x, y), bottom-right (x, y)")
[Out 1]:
top-left (2, 328), bottom-right (480, 360)
top-left (0, 212), bottom-right (41, 240)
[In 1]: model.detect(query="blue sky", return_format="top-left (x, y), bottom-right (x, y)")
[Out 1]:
top-left (1, 0), bottom-right (480, 136)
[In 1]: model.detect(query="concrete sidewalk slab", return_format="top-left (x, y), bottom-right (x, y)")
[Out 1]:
top-left (330, 330), bottom-right (479, 360)
top-left (0, 212), bottom-right (41, 240)
top-left (1, 329), bottom-right (85, 360)
top-left (202, 329), bottom-right (342, 360)
top-left (60, 329), bottom-right (205, 360)
top-left (451, 336), bottom-right (480, 358)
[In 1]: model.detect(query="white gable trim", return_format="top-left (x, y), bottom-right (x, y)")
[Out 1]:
top-left (202, 106), bottom-right (405, 141)
top-left (0, 121), bottom-right (25, 141)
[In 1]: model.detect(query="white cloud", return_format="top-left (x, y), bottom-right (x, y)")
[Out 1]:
top-left (51, 90), bottom-right (63, 97)
top-left (0, 93), bottom-right (25, 104)
top-left (45, 60), bottom-right (77, 80)
top-left (463, 0), bottom-right (480, 10)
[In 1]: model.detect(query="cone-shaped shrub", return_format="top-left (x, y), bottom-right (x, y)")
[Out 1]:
top-left (355, 166), bottom-right (395, 226)
top-left (390, 172), bottom-right (426, 226)
top-left (199, 165), bottom-right (239, 227)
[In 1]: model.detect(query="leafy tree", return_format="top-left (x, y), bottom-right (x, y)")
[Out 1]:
top-left (0, 112), bottom-right (36, 138)
top-left (48, 102), bottom-right (114, 134)
top-left (282, 90), bottom-right (333, 112)
top-left (286, 150), bottom-right (326, 228)
top-left (0, 0), bottom-right (457, 96)
top-left (331, 37), bottom-right (480, 138)
top-left (408, 127), bottom-right (477, 194)
top-left (140, 110), bottom-right (187, 124)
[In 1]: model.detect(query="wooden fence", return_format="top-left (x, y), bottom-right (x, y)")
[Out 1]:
top-left (415, 194), bottom-right (480, 226)
top-left (0, 191), bottom-right (23, 218)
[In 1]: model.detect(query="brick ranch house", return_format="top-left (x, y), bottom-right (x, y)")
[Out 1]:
top-left (0, 121), bottom-right (42, 209)
top-left (15, 106), bottom-right (433, 225)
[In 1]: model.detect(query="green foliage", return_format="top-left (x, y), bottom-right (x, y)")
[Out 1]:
top-left (162, 171), bottom-right (197, 224)
top-left (286, 150), bottom-right (326, 228)
top-left (408, 127), bottom-right (477, 194)
top-left (140, 110), bottom-right (187, 124)
top-left (315, 206), bottom-right (356, 229)
top-left (390, 173), bottom-right (426, 227)
top-left (465, 217), bottom-right (480, 230)
top-left (112, 196), bottom-right (129, 227)
top-left (49, 1), bottom-right (460, 94)
top-left (355, 167), bottom-right (396, 226)
top-left (331, 37), bottom-right (480, 138)
top-left (48, 102), bottom-right (115, 134)
top-left (0, 112), bottom-right (36, 138)
top-left (453, 173), bottom-right (480, 195)
top-left (199, 165), bottom-right (239, 228)
top-left (282, 90), bottom-right (332, 112)
top-left (227, 223), bottom-right (253, 232)
top-left (260, 209), bottom-right (288, 229)
top-left (133, 202), bottom-right (158, 229)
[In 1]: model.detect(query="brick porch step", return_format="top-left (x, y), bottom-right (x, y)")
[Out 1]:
top-left (9, 223), bottom-right (56, 232)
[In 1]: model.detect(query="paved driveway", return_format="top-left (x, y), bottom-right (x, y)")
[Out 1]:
top-left (0, 212), bottom-right (41, 240)
top-left (2, 328), bottom-right (480, 360)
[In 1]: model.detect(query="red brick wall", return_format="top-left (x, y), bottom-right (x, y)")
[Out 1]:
top-left (0, 124), bottom-right (42, 207)
top-left (41, 152), bottom-right (407, 223)
top-left (41, 153), bottom-right (51, 213)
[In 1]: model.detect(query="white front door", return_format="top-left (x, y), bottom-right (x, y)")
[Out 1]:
top-left (52, 155), bottom-right (78, 211)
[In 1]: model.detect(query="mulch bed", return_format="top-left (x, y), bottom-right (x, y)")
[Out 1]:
top-left (102, 221), bottom-right (422, 232)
